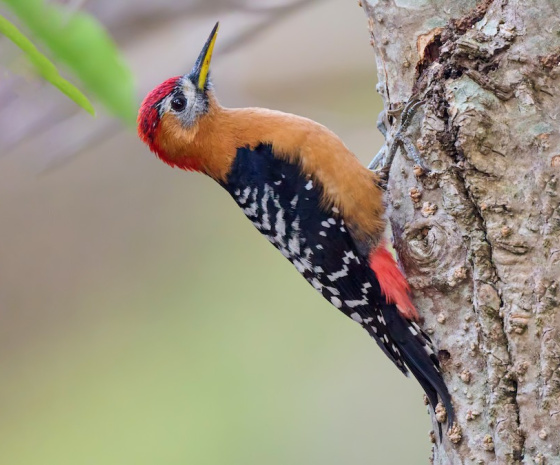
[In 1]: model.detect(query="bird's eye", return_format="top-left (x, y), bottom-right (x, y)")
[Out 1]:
top-left (170, 95), bottom-right (187, 112)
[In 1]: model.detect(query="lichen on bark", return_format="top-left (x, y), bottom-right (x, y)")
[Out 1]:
top-left (360, 0), bottom-right (560, 463)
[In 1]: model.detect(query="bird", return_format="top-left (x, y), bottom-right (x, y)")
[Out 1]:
top-left (137, 22), bottom-right (454, 433)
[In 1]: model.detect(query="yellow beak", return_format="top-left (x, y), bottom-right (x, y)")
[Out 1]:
top-left (191, 22), bottom-right (219, 91)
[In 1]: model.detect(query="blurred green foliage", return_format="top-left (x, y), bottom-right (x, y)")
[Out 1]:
top-left (1, 0), bottom-right (136, 123)
top-left (0, 14), bottom-right (94, 115)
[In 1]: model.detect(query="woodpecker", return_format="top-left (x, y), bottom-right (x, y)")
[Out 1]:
top-left (138, 22), bottom-right (454, 432)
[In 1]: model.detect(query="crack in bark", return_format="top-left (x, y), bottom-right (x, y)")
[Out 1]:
top-left (425, 31), bottom-right (525, 464)
top-left (445, 164), bottom-right (524, 462)
top-left (456, 169), bottom-right (525, 462)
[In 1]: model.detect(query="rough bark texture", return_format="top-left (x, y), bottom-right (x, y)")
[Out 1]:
top-left (360, 1), bottom-right (560, 463)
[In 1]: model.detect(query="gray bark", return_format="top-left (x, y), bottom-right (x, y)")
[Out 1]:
top-left (360, 1), bottom-right (560, 463)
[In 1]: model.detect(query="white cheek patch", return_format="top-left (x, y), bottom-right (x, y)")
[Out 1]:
top-left (181, 82), bottom-right (206, 126)
top-left (160, 78), bottom-right (208, 127)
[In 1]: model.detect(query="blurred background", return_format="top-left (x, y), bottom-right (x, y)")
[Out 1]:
top-left (0, 1), bottom-right (431, 463)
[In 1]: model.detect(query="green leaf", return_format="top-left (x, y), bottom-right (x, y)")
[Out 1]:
top-left (0, 14), bottom-right (95, 115)
top-left (2, 0), bottom-right (137, 124)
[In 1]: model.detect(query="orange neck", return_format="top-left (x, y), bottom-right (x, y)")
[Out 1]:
top-left (155, 94), bottom-right (386, 241)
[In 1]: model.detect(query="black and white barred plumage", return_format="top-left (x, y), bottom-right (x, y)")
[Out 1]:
top-left (222, 144), bottom-right (453, 430)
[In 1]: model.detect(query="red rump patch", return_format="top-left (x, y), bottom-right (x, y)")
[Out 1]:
top-left (137, 76), bottom-right (180, 147)
top-left (369, 241), bottom-right (419, 321)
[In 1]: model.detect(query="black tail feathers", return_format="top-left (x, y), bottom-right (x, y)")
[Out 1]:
top-left (381, 305), bottom-right (455, 439)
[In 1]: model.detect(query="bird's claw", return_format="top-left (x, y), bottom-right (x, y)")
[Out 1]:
top-left (376, 166), bottom-right (390, 190)
top-left (369, 94), bottom-right (431, 179)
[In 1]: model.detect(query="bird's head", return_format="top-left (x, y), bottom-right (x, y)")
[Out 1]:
top-left (138, 22), bottom-right (220, 172)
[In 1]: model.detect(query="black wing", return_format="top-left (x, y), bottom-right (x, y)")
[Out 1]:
top-left (223, 143), bottom-right (453, 429)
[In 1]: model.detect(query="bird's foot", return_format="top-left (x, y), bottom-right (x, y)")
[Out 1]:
top-left (369, 95), bottom-right (430, 180)
top-left (375, 164), bottom-right (390, 191)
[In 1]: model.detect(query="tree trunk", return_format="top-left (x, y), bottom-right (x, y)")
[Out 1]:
top-left (360, 1), bottom-right (560, 463)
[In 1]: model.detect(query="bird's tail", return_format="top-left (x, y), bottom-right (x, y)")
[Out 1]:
top-left (380, 304), bottom-right (454, 437)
